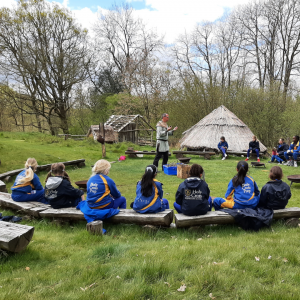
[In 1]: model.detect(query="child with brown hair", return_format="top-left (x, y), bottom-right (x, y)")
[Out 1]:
top-left (174, 164), bottom-right (211, 216)
top-left (258, 166), bottom-right (291, 210)
top-left (44, 163), bottom-right (84, 209)
top-left (11, 158), bottom-right (46, 203)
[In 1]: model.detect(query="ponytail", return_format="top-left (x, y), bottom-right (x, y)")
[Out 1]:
top-left (141, 165), bottom-right (157, 197)
top-left (232, 161), bottom-right (248, 187)
top-left (46, 163), bottom-right (71, 182)
top-left (19, 158), bottom-right (38, 184)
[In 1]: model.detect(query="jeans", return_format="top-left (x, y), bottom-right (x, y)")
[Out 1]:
top-left (284, 151), bottom-right (299, 161)
top-left (247, 149), bottom-right (260, 158)
top-left (271, 155), bottom-right (284, 163)
top-left (220, 148), bottom-right (227, 157)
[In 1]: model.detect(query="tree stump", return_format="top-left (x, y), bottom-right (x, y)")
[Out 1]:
top-left (0, 180), bottom-right (8, 193)
top-left (204, 154), bottom-right (211, 160)
top-left (86, 220), bottom-right (103, 235)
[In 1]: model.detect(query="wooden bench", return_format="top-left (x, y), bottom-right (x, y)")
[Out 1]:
top-left (0, 193), bottom-right (174, 227)
top-left (175, 207), bottom-right (300, 228)
top-left (0, 159), bottom-right (86, 180)
top-left (173, 151), bottom-right (216, 160)
top-left (0, 180), bottom-right (7, 193)
top-left (125, 150), bottom-right (171, 158)
top-left (0, 221), bottom-right (34, 252)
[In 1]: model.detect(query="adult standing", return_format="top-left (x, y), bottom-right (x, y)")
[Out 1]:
top-left (153, 113), bottom-right (178, 171)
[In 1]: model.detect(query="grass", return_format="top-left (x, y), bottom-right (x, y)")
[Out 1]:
top-left (1, 132), bottom-right (300, 299)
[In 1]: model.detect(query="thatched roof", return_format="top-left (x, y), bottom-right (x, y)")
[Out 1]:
top-left (180, 105), bottom-right (267, 152)
top-left (87, 125), bottom-right (117, 142)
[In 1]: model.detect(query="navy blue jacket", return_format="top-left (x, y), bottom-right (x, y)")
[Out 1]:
top-left (218, 141), bottom-right (228, 150)
top-left (45, 176), bottom-right (84, 209)
top-left (175, 177), bottom-right (210, 216)
top-left (258, 180), bottom-right (291, 210)
top-left (249, 141), bottom-right (260, 151)
top-left (276, 143), bottom-right (289, 156)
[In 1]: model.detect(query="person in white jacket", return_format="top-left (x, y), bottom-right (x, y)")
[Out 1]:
top-left (153, 113), bottom-right (178, 171)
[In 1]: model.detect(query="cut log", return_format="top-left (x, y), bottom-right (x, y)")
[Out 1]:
top-left (107, 209), bottom-right (174, 227)
top-left (39, 207), bottom-right (85, 220)
top-left (87, 220), bottom-right (103, 235)
top-left (175, 207), bottom-right (300, 228)
top-left (173, 151), bottom-right (216, 156)
top-left (0, 221), bottom-right (34, 253)
top-left (0, 180), bottom-right (7, 193)
top-left (0, 192), bottom-right (50, 217)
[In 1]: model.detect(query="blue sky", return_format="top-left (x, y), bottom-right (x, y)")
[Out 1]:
top-left (3, 0), bottom-right (252, 43)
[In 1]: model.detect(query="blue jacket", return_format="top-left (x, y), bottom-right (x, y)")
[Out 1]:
top-left (218, 141), bottom-right (228, 150)
top-left (225, 175), bottom-right (260, 207)
top-left (288, 141), bottom-right (300, 153)
top-left (276, 143), bottom-right (289, 156)
top-left (86, 174), bottom-right (121, 209)
top-left (11, 170), bottom-right (43, 194)
top-left (133, 179), bottom-right (166, 213)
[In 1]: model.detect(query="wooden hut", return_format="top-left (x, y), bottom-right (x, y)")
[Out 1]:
top-left (86, 125), bottom-right (117, 143)
top-left (180, 105), bottom-right (267, 153)
top-left (87, 115), bottom-right (155, 145)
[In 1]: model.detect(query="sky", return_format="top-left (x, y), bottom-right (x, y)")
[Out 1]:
top-left (0, 0), bottom-right (253, 43)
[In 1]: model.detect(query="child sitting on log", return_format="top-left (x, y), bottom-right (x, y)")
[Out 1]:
top-left (218, 136), bottom-right (228, 161)
top-left (245, 135), bottom-right (260, 162)
top-left (214, 161), bottom-right (260, 210)
top-left (44, 163), bottom-right (84, 209)
top-left (174, 164), bottom-right (212, 216)
top-left (258, 166), bottom-right (291, 210)
top-left (133, 165), bottom-right (169, 213)
top-left (86, 159), bottom-right (126, 210)
top-left (11, 158), bottom-right (47, 203)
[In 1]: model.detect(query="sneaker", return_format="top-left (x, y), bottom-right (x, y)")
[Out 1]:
top-left (245, 158), bottom-right (249, 161)
top-left (268, 161), bottom-right (273, 163)
top-left (224, 153), bottom-right (227, 158)
top-left (257, 158), bottom-right (260, 162)
top-left (294, 161), bottom-right (298, 167)
top-left (222, 157), bottom-right (225, 161)
top-left (277, 161), bottom-right (282, 165)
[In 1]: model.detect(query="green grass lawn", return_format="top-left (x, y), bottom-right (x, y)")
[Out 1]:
top-left (1, 132), bottom-right (300, 299)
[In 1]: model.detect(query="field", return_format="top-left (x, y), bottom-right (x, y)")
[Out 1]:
top-left (1, 132), bottom-right (300, 300)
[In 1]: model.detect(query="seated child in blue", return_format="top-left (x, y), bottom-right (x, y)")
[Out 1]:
top-left (86, 159), bottom-right (126, 210)
top-left (174, 164), bottom-right (212, 215)
top-left (218, 136), bottom-right (228, 161)
top-left (245, 135), bottom-right (260, 162)
top-left (214, 161), bottom-right (260, 210)
top-left (44, 163), bottom-right (84, 209)
top-left (133, 165), bottom-right (169, 213)
top-left (11, 158), bottom-right (46, 203)
top-left (258, 166), bottom-right (291, 210)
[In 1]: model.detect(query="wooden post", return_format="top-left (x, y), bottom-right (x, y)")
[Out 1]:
top-left (135, 117), bottom-right (139, 144)
top-left (86, 220), bottom-right (103, 235)
top-left (100, 123), bottom-right (106, 158)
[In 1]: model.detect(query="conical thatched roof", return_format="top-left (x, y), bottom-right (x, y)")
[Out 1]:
top-left (180, 105), bottom-right (267, 152)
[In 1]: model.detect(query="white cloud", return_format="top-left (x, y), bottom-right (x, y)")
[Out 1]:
top-left (0, 0), bottom-right (253, 43)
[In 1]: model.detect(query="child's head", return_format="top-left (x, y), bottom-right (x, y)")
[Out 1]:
top-left (19, 158), bottom-right (38, 184)
top-left (189, 164), bottom-right (204, 178)
top-left (252, 135), bottom-right (257, 142)
top-left (141, 165), bottom-right (157, 197)
top-left (279, 138), bottom-right (284, 144)
top-left (232, 161), bottom-right (249, 187)
top-left (92, 159), bottom-right (111, 176)
top-left (269, 166), bottom-right (283, 180)
top-left (220, 136), bottom-right (225, 142)
top-left (46, 163), bottom-right (71, 182)
top-left (293, 135), bottom-right (299, 143)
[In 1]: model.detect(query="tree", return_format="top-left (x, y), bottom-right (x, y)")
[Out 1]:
top-left (0, 0), bottom-right (92, 134)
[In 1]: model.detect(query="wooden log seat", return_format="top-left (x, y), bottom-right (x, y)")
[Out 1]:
top-left (0, 180), bottom-right (7, 193)
top-left (0, 159), bottom-right (86, 180)
top-left (175, 207), bottom-right (300, 228)
top-left (0, 221), bottom-right (34, 253)
top-left (173, 151), bottom-right (216, 160)
top-left (0, 193), bottom-right (174, 227)
top-left (125, 150), bottom-right (171, 157)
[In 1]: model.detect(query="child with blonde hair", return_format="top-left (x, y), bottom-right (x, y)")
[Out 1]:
top-left (11, 158), bottom-right (46, 203)
top-left (44, 163), bottom-right (84, 209)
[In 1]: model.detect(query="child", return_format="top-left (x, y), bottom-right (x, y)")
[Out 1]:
top-left (11, 158), bottom-right (46, 203)
top-left (283, 135), bottom-right (300, 167)
top-left (133, 165), bottom-right (169, 213)
top-left (214, 161), bottom-right (260, 210)
top-left (268, 138), bottom-right (289, 164)
top-left (86, 159), bottom-right (126, 210)
top-left (258, 166), bottom-right (291, 210)
top-left (44, 163), bottom-right (84, 209)
top-left (245, 136), bottom-right (260, 162)
top-left (218, 136), bottom-right (228, 161)
top-left (174, 164), bottom-right (211, 216)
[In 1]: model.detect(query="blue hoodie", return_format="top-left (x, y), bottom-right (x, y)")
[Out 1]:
top-left (133, 179), bottom-right (166, 213)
